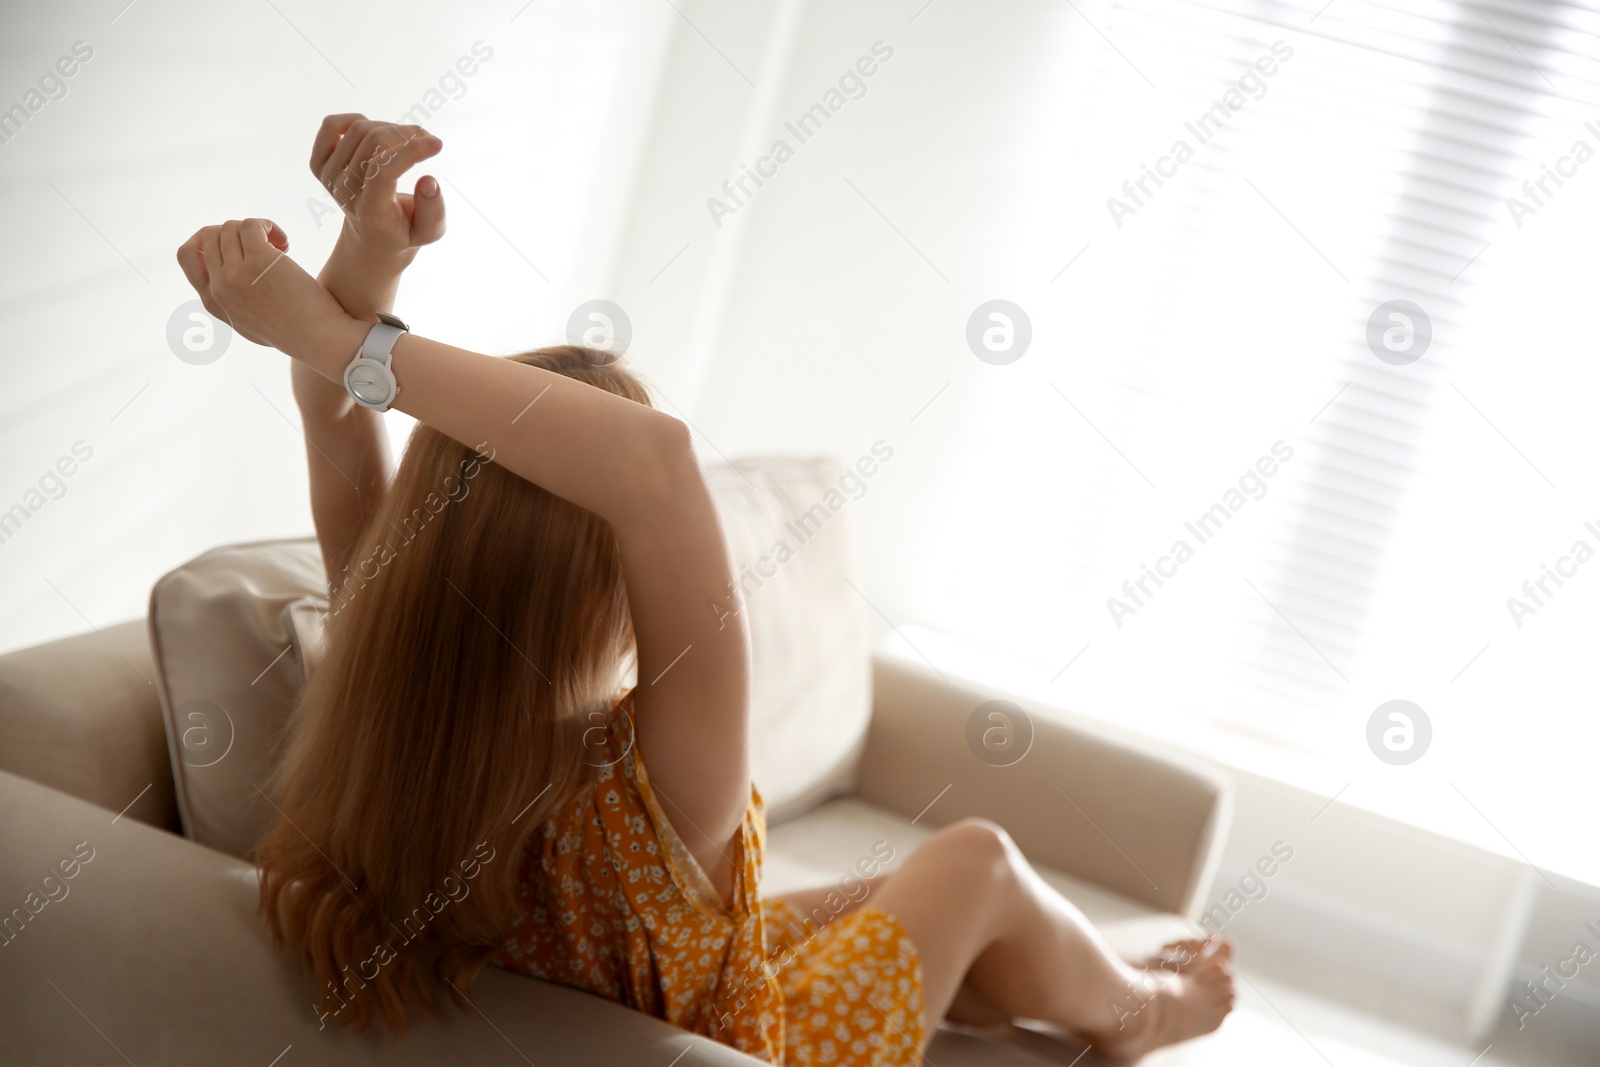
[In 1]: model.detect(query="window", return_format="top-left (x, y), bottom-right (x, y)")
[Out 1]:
top-left (901, 0), bottom-right (1600, 884)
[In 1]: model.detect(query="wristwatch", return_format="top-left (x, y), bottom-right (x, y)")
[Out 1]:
top-left (344, 311), bottom-right (408, 411)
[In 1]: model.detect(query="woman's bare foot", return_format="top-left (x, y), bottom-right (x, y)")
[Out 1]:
top-left (1091, 938), bottom-right (1236, 1062)
top-left (1139, 938), bottom-right (1211, 973)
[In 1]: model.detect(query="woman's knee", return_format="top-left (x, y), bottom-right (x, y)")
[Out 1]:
top-left (923, 817), bottom-right (1017, 885)
top-left (871, 820), bottom-right (1025, 1026)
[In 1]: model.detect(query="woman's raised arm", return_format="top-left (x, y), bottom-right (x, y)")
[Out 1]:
top-left (294, 114), bottom-right (447, 586)
top-left (177, 218), bottom-right (753, 900)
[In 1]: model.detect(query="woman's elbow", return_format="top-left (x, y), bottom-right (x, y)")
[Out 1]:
top-left (619, 413), bottom-right (705, 508)
top-left (646, 413), bottom-right (702, 485)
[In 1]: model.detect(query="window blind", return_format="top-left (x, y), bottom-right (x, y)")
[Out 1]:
top-left (901, 0), bottom-right (1600, 879)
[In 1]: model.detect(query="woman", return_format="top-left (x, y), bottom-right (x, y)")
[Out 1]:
top-left (176, 115), bottom-right (1234, 1065)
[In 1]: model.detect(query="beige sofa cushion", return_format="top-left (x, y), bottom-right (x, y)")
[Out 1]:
top-left (149, 458), bottom-right (870, 858)
top-left (147, 539), bottom-right (326, 859)
top-left (705, 457), bottom-right (871, 821)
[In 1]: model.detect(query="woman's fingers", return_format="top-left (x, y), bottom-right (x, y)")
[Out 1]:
top-left (200, 226), bottom-right (223, 285)
top-left (176, 228), bottom-right (209, 289)
top-left (171, 219), bottom-right (331, 355)
top-left (409, 174), bottom-right (446, 244)
top-left (352, 126), bottom-right (441, 205)
top-left (336, 124), bottom-right (437, 211)
top-left (183, 220), bottom-right (282, 277)
top-left (261, 219), bottom-right (290, 253)
top-left (309, 112), bottom-right (365, 178)
top-left (175, 228), bottom-right (226, 319)
top-left (220, 219), bottom-right (244, 268)
top-left (241, 218), bottom-right (286, 259)
top-left (319, 117), bottom-right (377, 202)
top-left (312, 115), bottom-right (444, 250)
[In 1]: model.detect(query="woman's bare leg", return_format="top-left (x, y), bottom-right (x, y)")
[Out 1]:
top-left (769, 875), bottom-right (1010, 1028)
top-left (868, 818), bottom-right (1235, 1059)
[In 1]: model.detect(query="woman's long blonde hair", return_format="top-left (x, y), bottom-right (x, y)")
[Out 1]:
top-left (256, 346), bottom-right (649, 1034)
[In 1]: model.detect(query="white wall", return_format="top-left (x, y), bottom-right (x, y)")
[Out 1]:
top-left (0, 0), bottom-right (674, 655)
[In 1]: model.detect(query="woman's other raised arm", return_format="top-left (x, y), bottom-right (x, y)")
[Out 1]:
top-left (178, 219), bottom-right (753, 901)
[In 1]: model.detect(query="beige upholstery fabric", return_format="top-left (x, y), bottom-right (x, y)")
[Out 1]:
top-left (0, 634), bottom-right (1228, 1067)
top-left (145, 458), bottom-right (870, 858)
top-left (705, 457), bottom-right (871, 821)
top-left (0, 770), bottom-right (759, 1067)
top-left (0, 620), bottom-right (176, 831)
top-left (147, 538), bottom-right (326, 858)
top-left (856, 657), bottom-right (1231, 920)
top-left (766, 797), bottom-right (1193, 960)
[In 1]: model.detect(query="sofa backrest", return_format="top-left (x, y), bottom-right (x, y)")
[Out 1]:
top-left (0, 619), bottom-right (177, 831)
top-left (146, 457), bottom-right (872, 859)
top-left (0, 768), bottom-right (762, 1065)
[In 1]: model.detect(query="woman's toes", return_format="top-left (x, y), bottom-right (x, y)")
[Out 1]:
top-left (1146, 936), bottom-right (1214, 971)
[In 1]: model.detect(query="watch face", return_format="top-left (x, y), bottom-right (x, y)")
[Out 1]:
top-left (348, 364), bottom-right (390, 404)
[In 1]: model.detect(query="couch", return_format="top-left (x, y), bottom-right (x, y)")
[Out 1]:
top-left (0, 460), bottom-right (1230, 1067)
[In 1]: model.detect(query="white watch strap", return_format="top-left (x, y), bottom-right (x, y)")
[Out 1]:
top-left (360, 319), bottom-right (407, 369)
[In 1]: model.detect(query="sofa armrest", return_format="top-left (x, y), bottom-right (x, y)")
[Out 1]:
top-left (853, 656), bottom-right (1231, 920)
top-left (0, 771), bottom-right (764, 1066)
top-left (0, 620), bottom-right (177, 831)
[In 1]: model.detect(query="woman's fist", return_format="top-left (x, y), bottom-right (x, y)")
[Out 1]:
top-left (311, 113), bottom-right (447, 260)
top-left (175, 220), bottom-right (350, 361)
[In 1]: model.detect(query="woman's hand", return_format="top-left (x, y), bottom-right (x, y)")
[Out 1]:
top-left (176, 219), bottom-right (363, 377)
top-left (309, 115), bottom-right (444, 364)
top-left (312, 114), bottom-right (446, 264)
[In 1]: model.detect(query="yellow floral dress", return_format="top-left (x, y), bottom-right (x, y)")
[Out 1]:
top-left (493, 696), bottom-right (925, 1065)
